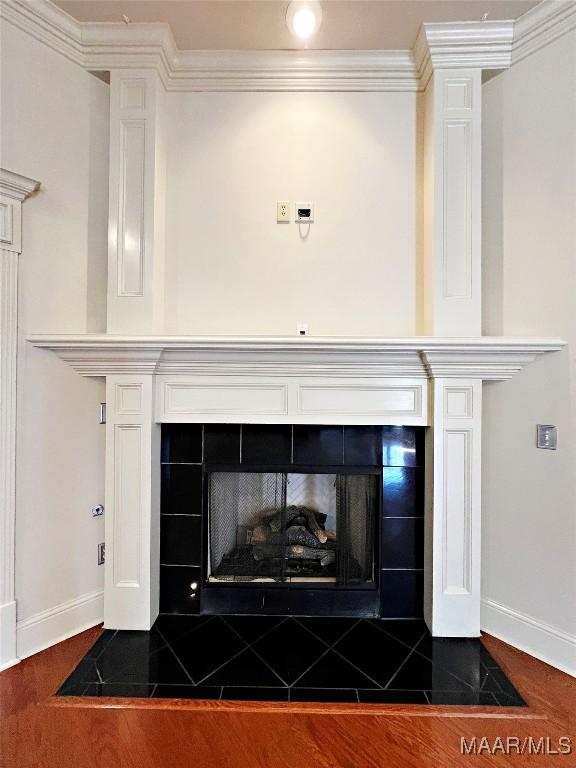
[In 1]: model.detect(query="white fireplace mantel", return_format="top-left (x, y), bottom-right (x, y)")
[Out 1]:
top-left (28, 334), bottom-right (564, 379)
top-left (28, 333), bottom-right (564, 638)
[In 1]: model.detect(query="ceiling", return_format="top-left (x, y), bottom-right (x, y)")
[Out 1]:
top-left (55, 0), bottom-right (540, 50)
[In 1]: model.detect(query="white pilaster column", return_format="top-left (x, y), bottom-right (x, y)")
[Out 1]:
top-left (107, 70), bottom-right (166, 334)
top-left (421, 69), bottom-right (482, 336)
top-left (425, 378), bottom-right (482, 636)
top-left (0, 169), bottom-right (39, 670)
top-left (104, 375), bottom-right (160, 629)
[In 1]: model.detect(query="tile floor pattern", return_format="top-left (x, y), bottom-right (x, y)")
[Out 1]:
top-left (57, 615), bottom-right (525, 706)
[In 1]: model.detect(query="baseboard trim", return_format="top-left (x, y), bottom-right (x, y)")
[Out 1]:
top-left (16, 589), bottom-right (103, 660)
top-left (0, 600), bottom-right (19, 671)
top-left (481, 598), bottom-right (576, 678)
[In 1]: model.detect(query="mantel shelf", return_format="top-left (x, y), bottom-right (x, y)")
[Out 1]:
top-left (28, 334), bottom-right (565, 380)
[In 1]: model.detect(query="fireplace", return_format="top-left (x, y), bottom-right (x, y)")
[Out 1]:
top-left (160, 424), bottom-right (424, 619)
top-left (207, 471), bottom-right (378, 584)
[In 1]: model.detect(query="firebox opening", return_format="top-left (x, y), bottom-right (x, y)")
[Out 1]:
top-left (208, 471), bottom-right (378, 585)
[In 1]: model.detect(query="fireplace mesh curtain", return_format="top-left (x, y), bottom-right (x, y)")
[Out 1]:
top-left (208, 472), bottom-right (377, 584)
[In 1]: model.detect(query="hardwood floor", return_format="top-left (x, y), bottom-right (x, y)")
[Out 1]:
top-left (1, 626), bottom-right (574, 767)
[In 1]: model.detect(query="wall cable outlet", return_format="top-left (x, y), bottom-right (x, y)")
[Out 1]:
top-left (295, 202), bottom-right (314, 222)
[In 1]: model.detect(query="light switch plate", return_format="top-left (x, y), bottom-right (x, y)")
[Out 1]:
top-left (536, 424), bottom-right (557, 450)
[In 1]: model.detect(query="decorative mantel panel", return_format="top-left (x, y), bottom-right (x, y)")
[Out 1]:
top-left (29, 335), bottom-right (563, 637)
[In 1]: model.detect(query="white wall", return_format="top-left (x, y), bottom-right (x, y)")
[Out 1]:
top-left (481, 31), bottom-right (576, 675)
top-left (164, 91), bottom-right (417, 336)
top-left (0, 22), bottom-right (109, 657)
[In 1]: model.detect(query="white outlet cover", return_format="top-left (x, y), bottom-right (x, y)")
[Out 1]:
top-left (276, 201), bottom-right (290, 222)
top-left (295, 202), bottom-right (314, 222)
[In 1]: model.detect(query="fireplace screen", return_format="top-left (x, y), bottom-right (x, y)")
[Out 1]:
top-left (208, 472), bottom-right (378, 584)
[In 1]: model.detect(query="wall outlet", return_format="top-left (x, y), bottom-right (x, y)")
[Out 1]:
top-left (97, 542), bottom-right (105, 565)
top-left (295, 202), bottom-right (314, 222)
top-left (276, 201), bottom-right (290, 222)
top-left (297, 323), bottom-right (309, 336)
top-left (92, 504), bottom-right (104, 517)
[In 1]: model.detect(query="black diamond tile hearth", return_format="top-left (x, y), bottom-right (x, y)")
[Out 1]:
top-left (387, 651), bottom-right (470, 692)
top-left (99, 645), bottom-right (191, 686)
top-left (170, 617), bottom-right (245, 683)
top-left (222, 615), bottom-right (285, 644)
top-left (332, 620), bottom-right (411, 687)
top-left (154, 614), bottom-right (212, 644)
top-left (294, 650), bottom-right (377, 689)
top-left (201, 649), bottom-right (285, 687)
top-left (294, 616), bottom-right (358, 646)
top-left (251, 618), bottom-right (327, 684)
top-left (56, 616), bottom-right (525, 707)
top-left (369, 619), bottom-right (428, 649)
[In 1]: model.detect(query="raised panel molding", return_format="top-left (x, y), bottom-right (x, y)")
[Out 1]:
top-left (117, 120), bottom-right (146, 297)
top-left (112, 425), bottom-right (142, 587)
top-left (426, 378), bottom-right (482, 637)
top-left (105, 375), bottom-right (160, 630)
top-left (162, 382), bottom-right (289, 419)
top-left (115, 383), bottom-right (143, 414)
top-left (422, 68), bottom-right (481, 336)
top-left (156, 378), bottom-right (427, 425)
top-left (120, 78), bottom-right (147, 109)
top-left (444, 78), bottom-right (472, 110)
top-left (0, 201), bottom-right (14, 247)
top-left (444, 386), bottom-right (473, 418)
top-left (297, 384), bottom-right (423, 418)
top-left (442, 429), bottom-right (472, 595)
top-left (107, 71), bottom-right (166, 335)
top-left (443, 119), bottom-right (472, 299)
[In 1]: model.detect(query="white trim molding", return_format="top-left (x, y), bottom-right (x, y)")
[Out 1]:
top-left (26, 336), bottom-right (564, 635)
top-left (414, 21), bottom-right (514, 87)
top-left (482, 598), bottom-right (576, 678)
top-left (0, 0), bottom-right (519, 93)
top-left (513, 0), bottom-right (576, 65)
top-left (16, 589), bottom-right (104, 661)
top-left (104, 376), bottom-right (160, 630)
top-left (2, 0), bottom-right (575, 92)
top-left (0, 169), bottom-right (40, 672)
top-left (28, 335), bottom-right (565, 380)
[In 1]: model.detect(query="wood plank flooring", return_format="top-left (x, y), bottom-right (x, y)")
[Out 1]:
top-left (1, 626), bottom-right (574, 767)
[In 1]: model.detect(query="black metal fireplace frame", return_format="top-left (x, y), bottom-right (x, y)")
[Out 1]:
top-left (201, 463), bottom-right (382, 617)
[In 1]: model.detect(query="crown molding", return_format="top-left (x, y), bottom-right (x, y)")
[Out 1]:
top-left (166, 50), bottom-right (418, 92)
top-left (3, 0), bottom-right (574, 91)
top-left (0, 0), bottom-right (511, 92)
top-left (512, 0), bottom-right (576, 65)
top-left (414, 21), bottom-right (514, 86)
top-left (0, 0), bottom-right (84, 67)
top-left (0, 169), bottom-right (40, 201)
top-left (28, 334), bottom-right (565, 380)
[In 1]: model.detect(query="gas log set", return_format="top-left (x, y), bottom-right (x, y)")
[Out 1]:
top-left (213, 504), bottom-right (345, 581)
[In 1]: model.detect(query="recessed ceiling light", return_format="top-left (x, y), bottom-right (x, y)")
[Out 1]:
top-left (286, 1), bottom-right (322, 41)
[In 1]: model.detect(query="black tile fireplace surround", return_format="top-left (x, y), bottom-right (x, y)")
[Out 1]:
top-left (160, 424), bottom-right (424, 619)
